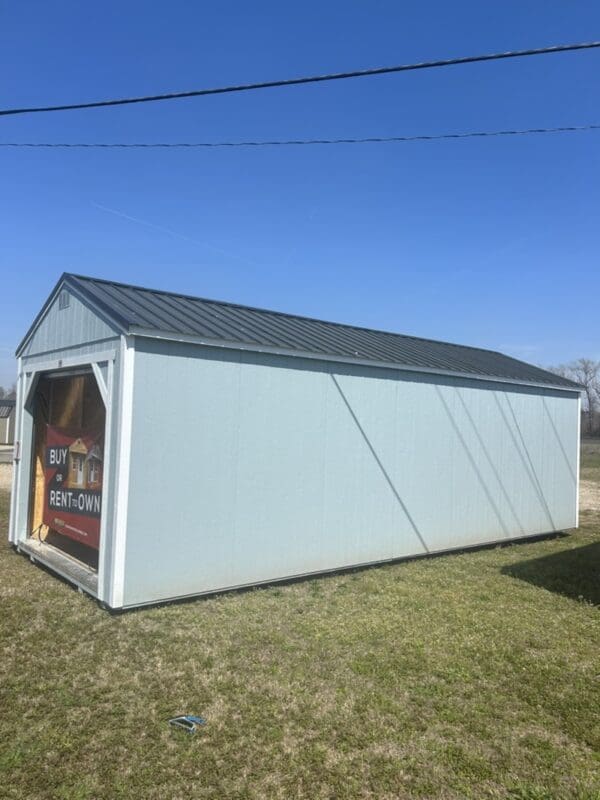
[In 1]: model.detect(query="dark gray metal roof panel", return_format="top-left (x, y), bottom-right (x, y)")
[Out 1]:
top-left (59, 273), bottom-right (580, 390)
top-left (0, 399), bottom-right (15, 417)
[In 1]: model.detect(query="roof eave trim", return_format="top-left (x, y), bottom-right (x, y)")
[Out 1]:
top-left (15, 274), bottom-right (130, 357)
top-left (128, 326), bottom-right (582, 394)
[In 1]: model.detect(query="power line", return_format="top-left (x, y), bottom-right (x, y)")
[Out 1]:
top-left (1, 124), bottom-right (598, 148)
top-left (1, 41), bottom-right (599, 118)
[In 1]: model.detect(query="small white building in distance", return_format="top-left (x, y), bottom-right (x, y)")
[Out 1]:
top-left (0, 398), bottom-right (15, 445)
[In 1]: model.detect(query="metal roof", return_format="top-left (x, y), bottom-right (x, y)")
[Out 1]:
top-left (0, 399), bottom-right (15, 418)
top-left (19, 273), bottom-right (581, 391)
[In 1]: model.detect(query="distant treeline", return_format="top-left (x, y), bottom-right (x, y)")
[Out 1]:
top-left (547, 359), bottom-right (600, 437)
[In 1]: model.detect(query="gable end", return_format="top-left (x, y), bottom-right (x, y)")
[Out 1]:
top-left (17, 276), bottom-right (125, 358)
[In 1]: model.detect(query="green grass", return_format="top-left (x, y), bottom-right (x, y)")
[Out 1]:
top-left (581, 439), bottom-right (600, 483)
top-left (1, 493), bottom-right (599, 798)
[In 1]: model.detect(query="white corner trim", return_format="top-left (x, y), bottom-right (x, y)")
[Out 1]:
top-left (110, 335), bottom-right (135, 608)
top-left (96, 357), bottom-right (114, 604)
top-left (8, 359), bottom-right (23, 544)
top-left (575, 394), bottom-right (581, 528)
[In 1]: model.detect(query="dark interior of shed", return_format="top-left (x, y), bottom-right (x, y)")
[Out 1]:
top-left (29, 371), bottom-right (105, 571)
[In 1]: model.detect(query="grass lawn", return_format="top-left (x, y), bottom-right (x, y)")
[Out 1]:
top-left (581, 439), bottom-right (600, 484)
top-left (0, 456), bottom-right (599, 799)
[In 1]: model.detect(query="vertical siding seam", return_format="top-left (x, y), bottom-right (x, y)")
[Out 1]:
top-left (455, 387), bottom-right (525, 535)
top-left (319, 369), bottom-right (329, 547)
top-left (434, 385), bottom-right (511, 538)
top-left (229, 353), bottom-right (243, 586)
top-left (330, 373), bottom-right (428, 554)
top-left (493, 393), bottom-right (553, 530)
top-left (503, 392), bottom-right (556, 530)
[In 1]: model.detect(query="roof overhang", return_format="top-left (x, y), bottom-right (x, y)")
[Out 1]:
top-left (130, 326), bottom-right (583, 395)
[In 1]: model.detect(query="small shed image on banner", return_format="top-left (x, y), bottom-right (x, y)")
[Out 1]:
top-left (43, 426), bottom-right (103, 549)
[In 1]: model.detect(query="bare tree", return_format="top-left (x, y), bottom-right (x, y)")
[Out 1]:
top-left (571, 359), bottom-right (600, 435)
top-left (0, 384), bottom-right (17, 400)
top-left (547, 358), bottom-right (600, 435)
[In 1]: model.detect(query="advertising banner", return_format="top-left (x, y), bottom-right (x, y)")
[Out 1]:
top-left (43, 425), bottom-right (103, 550)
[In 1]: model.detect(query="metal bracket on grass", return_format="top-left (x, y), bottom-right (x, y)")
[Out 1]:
top-left (168, 715), bottom-right (206, 734)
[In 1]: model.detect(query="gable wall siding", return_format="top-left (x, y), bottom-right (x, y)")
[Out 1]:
top-left (21, 290), bottom-right (118, 358)
top-left (121, 338), bottom-right (579, 607)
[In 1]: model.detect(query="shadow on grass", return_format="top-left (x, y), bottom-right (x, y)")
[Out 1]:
top-left (502, 542), bottom-right (600, 605)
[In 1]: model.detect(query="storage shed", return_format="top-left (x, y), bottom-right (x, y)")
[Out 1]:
top-left (0, 398), bottom-right (16, 444)
top-left (9, 273), bottom-right (581, 609)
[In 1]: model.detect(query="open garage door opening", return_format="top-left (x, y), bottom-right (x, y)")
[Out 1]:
top-left (28, 370), bottom-right (106, 571)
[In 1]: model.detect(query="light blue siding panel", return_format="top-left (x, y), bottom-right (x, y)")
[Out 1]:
top-left (21, 290), bottom-right (118, 357)
top-left (122, 340), bottom-right (579, 607)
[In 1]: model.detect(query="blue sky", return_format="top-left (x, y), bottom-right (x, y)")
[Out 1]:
top-left (1, 0), bottom-right (599, 387)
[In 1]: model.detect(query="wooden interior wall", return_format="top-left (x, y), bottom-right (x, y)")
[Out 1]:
top-left (29, 378), bottom-right (50, 538)
top-left (50, 376), bottom-right (85, 428)
top-left (29, 373), bottom-right (105, 542)
top-left (81, 376), bottom-right (105, 432)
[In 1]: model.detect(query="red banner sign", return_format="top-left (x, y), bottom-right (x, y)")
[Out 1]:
top-left (43, 425), bottom-right (103, 550)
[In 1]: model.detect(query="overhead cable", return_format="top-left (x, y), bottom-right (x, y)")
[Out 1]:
top-left (1, 41), bottom-right (599, 117)
top-left (2, 124), bottom-right (598, 148)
